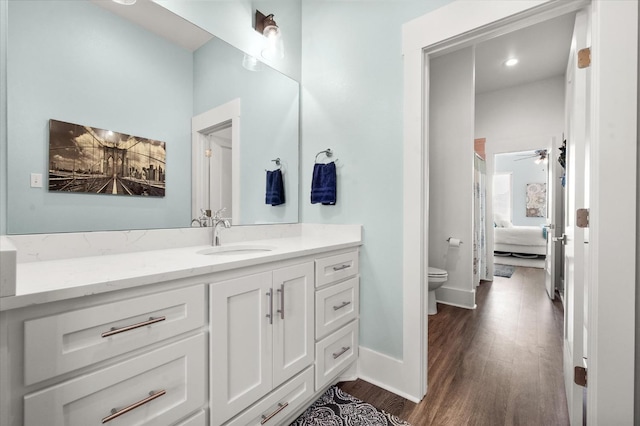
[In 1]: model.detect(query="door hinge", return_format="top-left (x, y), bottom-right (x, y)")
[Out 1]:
top-left (578, 47), bottom-right (591, 69)
top-left (574, 365), bottom-right (587, 387)
top-left (577, 208), bottom-right (589, 228)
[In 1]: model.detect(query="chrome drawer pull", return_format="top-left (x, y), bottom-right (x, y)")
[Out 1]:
top-left (332, 346), bottom-right (351, 359)
top-left (101, 316), bottom-right (166, 338)
top-left (332, 264), bottom-right (350, 271)
top-left (266, 290), bottom-right (273, 325)
top-left (260, 402), bottom-right (289, 424)
top-left (333, 301), bottom-right (351, 311)
top-left (102, 390), bottom-right (166, 423)
top-left (277, 284), bottom-right (285, 320)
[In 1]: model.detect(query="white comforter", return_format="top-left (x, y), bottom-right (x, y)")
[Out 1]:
top-left (494, 226), bottom-right (546, 247)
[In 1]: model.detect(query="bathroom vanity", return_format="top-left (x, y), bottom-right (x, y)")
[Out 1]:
top-left (0, 224), bottom-right (361, 426)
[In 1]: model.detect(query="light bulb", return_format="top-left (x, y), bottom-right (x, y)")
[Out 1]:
top-left (504, 58), bottom-right (519, 67)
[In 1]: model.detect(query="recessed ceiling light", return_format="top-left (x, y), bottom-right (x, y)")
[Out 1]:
top-left (112, 0), bottom-right (137, 5)
top-left (504, 58), bottom-right (519, 67)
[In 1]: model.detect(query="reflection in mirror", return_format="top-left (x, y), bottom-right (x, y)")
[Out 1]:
top-left (6, 0), bottom-right (299, 234)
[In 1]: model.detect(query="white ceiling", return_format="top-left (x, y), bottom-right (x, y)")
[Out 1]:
top-left (475, 13), bottom-right (576, 94)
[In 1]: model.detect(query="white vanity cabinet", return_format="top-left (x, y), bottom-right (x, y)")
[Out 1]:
top-left (314, 250), bottom-right (360, 391)
top-left (0, 285), bottom-right (208, 426)
top-left (210, 262), bottom-right (314, 426)
top-left (1, 231), bottom-right (362, 426)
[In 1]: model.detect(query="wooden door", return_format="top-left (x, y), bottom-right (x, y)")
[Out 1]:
top-left (272, 262), bottom-right (314, 388)
top-left (210, 272), bottom-right (273, 426)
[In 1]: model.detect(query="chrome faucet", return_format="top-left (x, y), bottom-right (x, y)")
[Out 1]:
top-left (210, 208), bottom-right (231, 246)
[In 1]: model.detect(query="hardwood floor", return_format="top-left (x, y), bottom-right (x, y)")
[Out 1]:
top-left (339, 266), bottom-right (569, 426)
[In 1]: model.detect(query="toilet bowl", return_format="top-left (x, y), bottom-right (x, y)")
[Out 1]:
top-left (428, 266), bottom-right (448, 315)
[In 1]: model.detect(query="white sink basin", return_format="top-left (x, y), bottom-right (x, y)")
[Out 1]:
top-left (197, 245), bottom-right (276, 256)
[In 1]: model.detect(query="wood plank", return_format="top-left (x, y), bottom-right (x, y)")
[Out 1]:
top-left (339, 266), bottom-right (569, 425)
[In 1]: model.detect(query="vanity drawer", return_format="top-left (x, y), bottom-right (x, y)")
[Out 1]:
top-left (315, 250), bottom-right (359, 288)
top-left (24, 285), bottom-right (206, 385)
top-left (24, 333), bottom-right (206, 426)
top-left (315, 320), bottom-right (358, 391)
top-left (225, 367), bottom-right (314, 426)
top-left (176, 410), bottom-right (206, 426)
top-left (315, 277), bottom-right (359, 340)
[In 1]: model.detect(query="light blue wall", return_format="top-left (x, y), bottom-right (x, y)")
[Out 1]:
top-left (300, 0), bottom-right (453, 359)
top-left (6, 1), bottom-right (193, 234)
top-left (495, 151), bottom-right (548, 226)
top-left (0, 1), bottom-right (7, 235)
top-left (193, 38), bottom-right (299, 224)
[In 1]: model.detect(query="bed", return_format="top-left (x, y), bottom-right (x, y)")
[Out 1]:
top-left (494, 225), bottom-right (547, 256)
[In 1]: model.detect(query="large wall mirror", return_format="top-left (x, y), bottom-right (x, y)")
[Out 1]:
top-left (6, 0), bottom-right (299, 234)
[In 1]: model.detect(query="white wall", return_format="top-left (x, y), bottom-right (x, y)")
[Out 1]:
top-left (429, 47), bottom-right (476, 309)
top-left (477, 76), bottom-right (565, 261)
top-left (476, 75), bottom-right (565, 145)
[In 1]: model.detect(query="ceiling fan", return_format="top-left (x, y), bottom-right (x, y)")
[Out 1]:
top-left (514, 149), bottom-right (548, 164)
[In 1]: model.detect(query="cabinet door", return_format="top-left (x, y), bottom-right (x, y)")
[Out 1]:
top-left (210, 272), bottom-right (273, 426)
top-left (272, 262), bottom-right (314, 387)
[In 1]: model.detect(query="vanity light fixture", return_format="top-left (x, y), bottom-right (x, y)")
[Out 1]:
top-left (504, 57), bottom-right (519, 67)
top-left (242, 54), bottom-right (263, 72)
top-left (254, 10), bottom-right (284, 60)
top-left (112, 0), bottom-right (137, 5)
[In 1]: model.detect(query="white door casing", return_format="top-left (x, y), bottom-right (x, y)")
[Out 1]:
top-left (192, 99), bottom-right (240, 225)
top-left (544, 136), bottom-right (563, 300)
top-left (401, 2), bottom-right (636, 421)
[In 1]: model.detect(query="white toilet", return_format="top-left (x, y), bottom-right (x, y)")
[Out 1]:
top-left (428, 266), bottom-right (448, 315)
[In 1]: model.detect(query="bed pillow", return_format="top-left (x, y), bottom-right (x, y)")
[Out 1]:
top-left (494, 214), bottom-right (513, 228)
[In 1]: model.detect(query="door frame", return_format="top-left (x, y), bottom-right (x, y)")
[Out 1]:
top-left (401, 1), bottom-right (637, 421)
top-left (192, 99), bottom-right (241, 224)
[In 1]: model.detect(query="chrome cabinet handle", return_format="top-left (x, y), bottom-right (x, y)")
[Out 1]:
top-left (333, 301), bottom-right (351, 311)
top-left (260, 402), bottom-right (289, 424)
top-left (101, 316), bottom-right (166, 338)
top-left (276, 284), bottom-right (285, 320)
top-left (332, 346), bottom-right (351, 359)
top-left (102, 390), bottom-right (166, 423)
top-left (266, 290), bottom-right (273, 325)
top-left (333, 264), bottom-right (350, 271)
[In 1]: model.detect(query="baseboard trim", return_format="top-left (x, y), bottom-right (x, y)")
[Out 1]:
top-left (357, 346), bottom-right (421, 403)
top-left (434, 286), bottom-right (475, 310)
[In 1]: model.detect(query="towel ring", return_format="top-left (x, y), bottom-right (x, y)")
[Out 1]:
top-left (265, 158), bottom-right (282, 171)
top-left (315, 148), bottom-right (339, 164)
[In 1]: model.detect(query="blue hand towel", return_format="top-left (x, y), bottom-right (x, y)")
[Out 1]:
top-left (265, 169), bottom-right (285, 206)
top-left (311, 162), bottom-right (336, 205)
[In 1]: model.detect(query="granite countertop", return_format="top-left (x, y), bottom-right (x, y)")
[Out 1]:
top-left (1, 228), bottom-right (361, 312)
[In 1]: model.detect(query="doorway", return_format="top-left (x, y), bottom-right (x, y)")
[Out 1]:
top-left (191, 98), bottom-right (241, 225)
top-left (402, 1), bottom-right (637, 422)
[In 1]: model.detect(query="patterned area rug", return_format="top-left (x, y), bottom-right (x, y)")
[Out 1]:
top-left (494, 263), bottom-right (516, 278)
top-left (290, 386), bottom-right (411, 426)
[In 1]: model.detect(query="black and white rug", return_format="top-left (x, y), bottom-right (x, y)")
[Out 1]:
top-left (494, 264), bottom-right (516, 278)
top-left (290, 386), bottom-right (412, 426)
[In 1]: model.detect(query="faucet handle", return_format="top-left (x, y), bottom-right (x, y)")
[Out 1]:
top-left (213, 207), bottom-right (227, 219)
